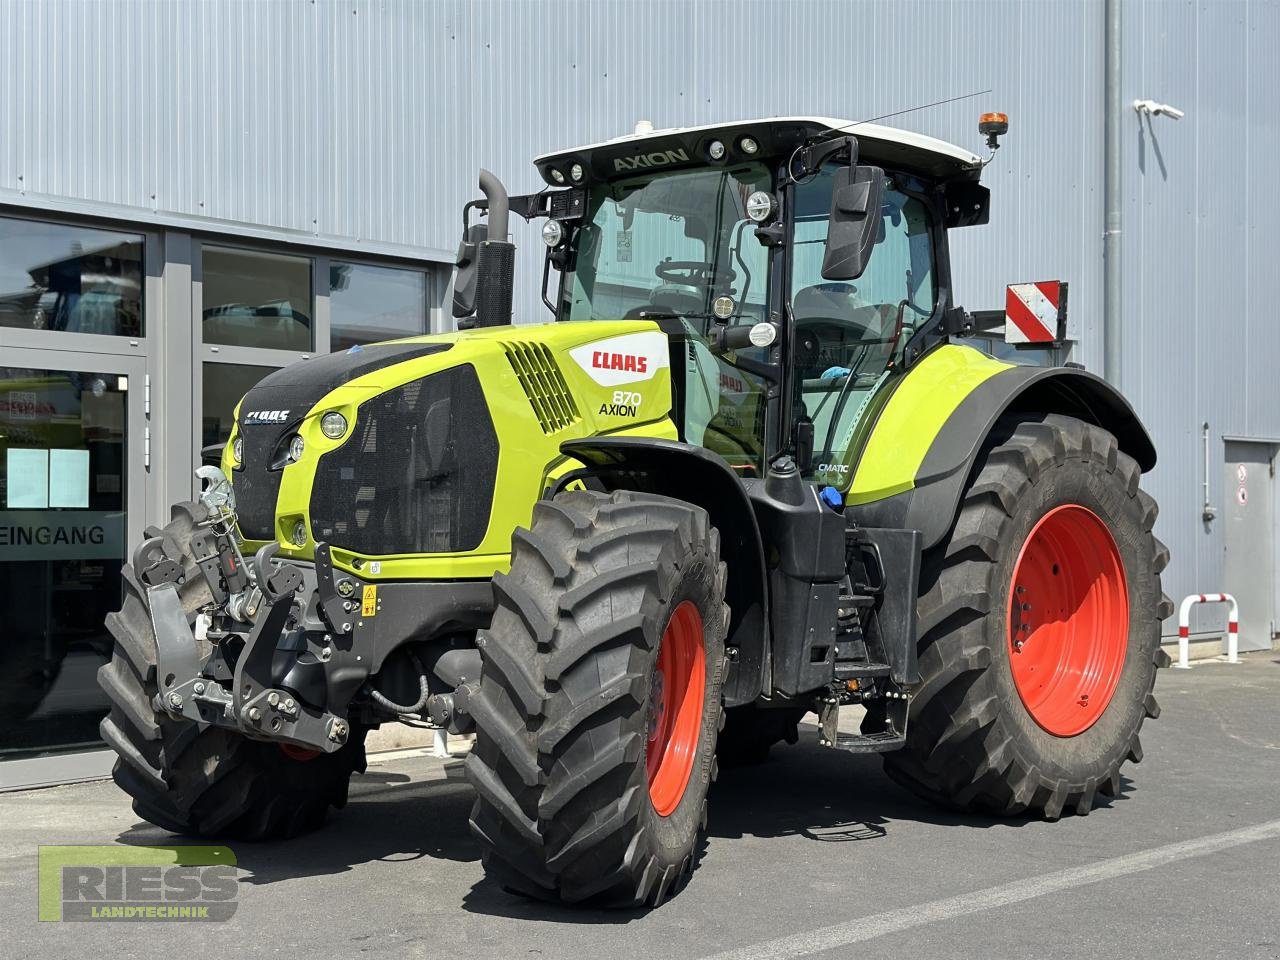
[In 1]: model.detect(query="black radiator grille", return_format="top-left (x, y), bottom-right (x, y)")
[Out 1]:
top-left (231, 341), bottom-right (450, 541)
top-left (309, 364), bottom-right (498, 555)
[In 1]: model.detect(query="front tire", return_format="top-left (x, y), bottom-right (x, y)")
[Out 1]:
top-left (98, 502), bottom-right (367, 839)
top-left (467, 490), bottom-right (728, 907)
top-left (882, 415), bottom-right (1172, 819)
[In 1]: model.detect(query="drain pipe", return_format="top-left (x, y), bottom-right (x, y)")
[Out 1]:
top-left (1102, 0), bottom-right (1123, 386)
top-left (1201, 422), bottom-right (1217, 523)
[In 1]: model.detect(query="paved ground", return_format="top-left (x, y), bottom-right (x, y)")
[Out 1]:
top-left (4, 653), bottom-right (1279, 959)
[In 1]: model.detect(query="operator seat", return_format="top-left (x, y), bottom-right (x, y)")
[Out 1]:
top-left (624, 285), bottom-right (705, 320)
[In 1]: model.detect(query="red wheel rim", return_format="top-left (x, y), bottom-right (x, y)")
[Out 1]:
top-left (1008, 504), bottom-right (1129, 736)
top-left (279, 744), bottom-right (321, 762)
top-left (645, 601), bottom-right (706, 817)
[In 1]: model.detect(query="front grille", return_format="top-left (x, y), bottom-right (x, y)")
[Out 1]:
top-left (308, 364), bottom-right (498, 555)
top-left (231, 342), bottom-right (450, 541)
top-left (503, 341), bottom-right (580, 434)
top-left (233, 421), bottom-right (298, 540)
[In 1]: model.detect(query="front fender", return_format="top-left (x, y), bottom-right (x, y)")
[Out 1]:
top-left (559, 437), bottom-right (769, 707)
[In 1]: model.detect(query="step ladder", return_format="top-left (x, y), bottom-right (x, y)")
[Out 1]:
top-left (817, 685), bottom-right (909, 754)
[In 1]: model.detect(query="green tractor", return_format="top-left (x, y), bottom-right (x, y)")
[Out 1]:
top-left (99, 114), bottom-right (1171, 906)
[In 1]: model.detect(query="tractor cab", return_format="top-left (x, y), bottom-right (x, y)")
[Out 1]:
top-left (456, 118), bottom-right (989, 486)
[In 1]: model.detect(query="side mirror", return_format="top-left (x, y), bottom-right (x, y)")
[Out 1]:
top-left (451, 222), bottom-right (487, 320)
top-left (820, 165), bottom-right (885, 281)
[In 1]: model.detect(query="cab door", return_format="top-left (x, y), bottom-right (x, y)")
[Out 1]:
top-left (788, 167), bottom-right (939, 488)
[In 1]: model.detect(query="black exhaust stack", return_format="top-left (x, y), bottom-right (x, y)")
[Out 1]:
top-left (472, 169), bottom-right (515, 328)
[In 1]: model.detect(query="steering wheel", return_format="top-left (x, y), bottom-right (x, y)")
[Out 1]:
top-left (655, 260), bottom-right (737, 288)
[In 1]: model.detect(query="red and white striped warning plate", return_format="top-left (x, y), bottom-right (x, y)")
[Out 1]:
top-left (1004, 281), bottom-right (1064, 344)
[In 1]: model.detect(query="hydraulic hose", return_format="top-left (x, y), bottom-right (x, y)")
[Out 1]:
top-left (368, 648), bottom-right (430, 715)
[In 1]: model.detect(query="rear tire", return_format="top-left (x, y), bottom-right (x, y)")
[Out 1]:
top-left (882, 415), bottom-right (1172, 818)
top-left (467, 489), bottom-right (728, 907)
top-left (97, 501), bottom-right (366, 839)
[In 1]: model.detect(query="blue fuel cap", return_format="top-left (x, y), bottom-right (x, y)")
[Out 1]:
top-left (819, 485), bottom-right (843, 510)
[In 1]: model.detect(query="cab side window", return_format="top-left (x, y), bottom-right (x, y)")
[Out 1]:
top-left (791, 168), bottom-right (936, 378)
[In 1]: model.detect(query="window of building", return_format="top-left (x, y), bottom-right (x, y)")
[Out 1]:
top-left (0, 217), bottom-right (143, 337)
top-left (0, 365), bottom-right (128, 757)
top-left (201, 362), bottom-right (277, 454)
top-left (329, 261), bottom-right (428, 352)
top-left (202, 246), bottom-right (312, 351)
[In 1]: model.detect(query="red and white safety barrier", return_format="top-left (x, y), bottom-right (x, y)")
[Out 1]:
top-left (1175, 593), bottom-right (1239, 668)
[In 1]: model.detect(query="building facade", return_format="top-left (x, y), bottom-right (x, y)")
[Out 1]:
top-left (1, 0), bottom-right (1275, 786)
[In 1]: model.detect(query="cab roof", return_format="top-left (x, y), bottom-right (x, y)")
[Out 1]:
top-left (534, 117), bottom-right (983, 186)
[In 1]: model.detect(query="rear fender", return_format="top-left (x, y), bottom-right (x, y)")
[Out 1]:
top-left (559, 437), bottom-right (769, 707)
top-left (849, 362), bottom-right (1157, 549)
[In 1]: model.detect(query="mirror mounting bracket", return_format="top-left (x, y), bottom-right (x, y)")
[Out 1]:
top-left (794, 135), bottom-right (858, 181)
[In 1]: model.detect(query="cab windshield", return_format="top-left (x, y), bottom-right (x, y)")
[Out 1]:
top-left (560, 163), bottom-right (772, 333)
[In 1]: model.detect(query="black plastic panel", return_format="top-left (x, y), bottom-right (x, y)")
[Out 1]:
top-left (309, 364), bottom-right (498, 556)
top-left (232, 342), bottom-right (450, 540)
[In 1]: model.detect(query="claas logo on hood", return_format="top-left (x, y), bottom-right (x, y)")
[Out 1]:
top-left (242, 410), bottom-right (291, 425)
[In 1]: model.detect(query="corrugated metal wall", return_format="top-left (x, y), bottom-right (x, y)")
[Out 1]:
top-left (0, 0), bottom-right (1275, 631)
top-left (1120, 0), bottom-right (1280, 632)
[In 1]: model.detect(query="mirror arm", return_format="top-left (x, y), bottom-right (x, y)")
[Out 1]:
top-left (794, 135), bottom-right (858, 180)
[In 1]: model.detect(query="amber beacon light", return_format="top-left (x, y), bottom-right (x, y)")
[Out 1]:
top-left (978, 111), bottom-right (1009, 150)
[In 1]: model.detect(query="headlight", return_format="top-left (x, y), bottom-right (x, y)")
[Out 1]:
top-left (746, 191), bottom-right (775, 223)
top-left (291, 520), bottom-right (307, 547)
top-left (542, 219), bottom-right (564, 247)
top-left (321, 411), bottom-right (348, 439)
top-left (231, 436), bottom-right (243, 465)
top-left (550, 167), bottom-right (566, 184)
top-left (569, 162), bottom-right (585, 183)
top-left (739, 136), bottom-right (760, 155)
top-left (287, 434), bottom-right (305, 463)
top-left (708, 139), bottom-right (726, 160)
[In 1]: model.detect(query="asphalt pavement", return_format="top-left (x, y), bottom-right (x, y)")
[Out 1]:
top-left (4, 652), bottom-right (1279, 959)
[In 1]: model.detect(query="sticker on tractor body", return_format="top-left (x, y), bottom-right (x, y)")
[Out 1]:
top-left (569, 331), bottom-right (670, 387)
top-left (1004, 281), bottom-right (1066, 344)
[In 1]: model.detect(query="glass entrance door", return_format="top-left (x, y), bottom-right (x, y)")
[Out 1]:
top-left (0, 347), bottom-right (145, 763)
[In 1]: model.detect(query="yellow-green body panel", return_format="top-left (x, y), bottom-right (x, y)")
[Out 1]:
top-left (223, 320), bottom-right (677, 580)
top-left (844, 344), bottom-right (1012, 506)
top-left (220, 329), bottom-right (1014, 578)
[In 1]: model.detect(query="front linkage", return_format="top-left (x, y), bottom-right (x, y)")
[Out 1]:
top-left (133, 468), bottom-right (470, 755)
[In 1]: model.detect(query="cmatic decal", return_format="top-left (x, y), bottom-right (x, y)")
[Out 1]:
top-left (1004, 281), bottom-right (1063, 344)
top-left (569, 331), bottom-right (670, 387)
